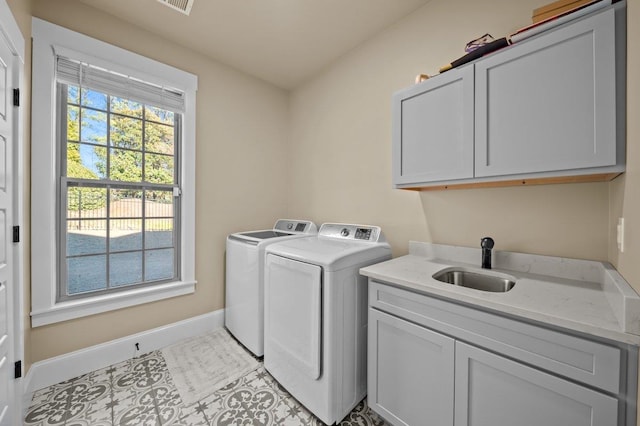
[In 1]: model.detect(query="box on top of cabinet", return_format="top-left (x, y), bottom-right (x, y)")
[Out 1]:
top-left (532, 0), bottom-right (595, 23)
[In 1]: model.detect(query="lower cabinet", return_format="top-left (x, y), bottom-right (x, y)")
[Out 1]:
top-left (368, 309), bottom-right (454, 425)
top-left (454, 342), bottom-right (618, 426)
top-left (367, 281), bottom-right (635, 426)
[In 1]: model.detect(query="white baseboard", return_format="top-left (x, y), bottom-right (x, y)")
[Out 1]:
top-left (24, 309), bottom-right (225, 401)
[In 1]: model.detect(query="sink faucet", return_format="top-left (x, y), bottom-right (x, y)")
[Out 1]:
top-left (481, 237), bottom-right (495, 269)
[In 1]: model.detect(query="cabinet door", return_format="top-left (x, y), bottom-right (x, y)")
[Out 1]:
top-left (368, 309), bottom-right (454, 426)
top-left (475, 9), bottom-right (618, 177)
top-left (454, 342), bottom-right (619, 426)
top-left (392, 65), bottom-right (474, 186)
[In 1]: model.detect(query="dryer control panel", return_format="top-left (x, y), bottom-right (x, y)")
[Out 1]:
top-left (319, 223), bottom-right (385, 243)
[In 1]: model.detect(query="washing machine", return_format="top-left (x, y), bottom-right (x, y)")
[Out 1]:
top-left (225, 219), bottom-right (317, 356)
top-left (264, 223), bottom-right (391, 424)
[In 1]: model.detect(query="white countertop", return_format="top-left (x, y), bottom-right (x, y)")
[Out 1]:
top-left (360, 242), bottom-right (640, 346)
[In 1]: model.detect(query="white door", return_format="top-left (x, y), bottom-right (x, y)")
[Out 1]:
top-left (0, 31), bottom-right (15, 426)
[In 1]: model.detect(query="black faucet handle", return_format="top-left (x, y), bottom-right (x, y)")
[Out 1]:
top-left (480, 237), bottom-right (494, 269)
top-left (481, 237), bottom-right (495, 249)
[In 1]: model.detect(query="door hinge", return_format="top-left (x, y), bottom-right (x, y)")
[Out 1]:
top-left (12, 88), bottom-right (19, 107)
top-left (12, 225), bottom-right (19, 243)
top-left (14, 360), bottom-right (22, 379)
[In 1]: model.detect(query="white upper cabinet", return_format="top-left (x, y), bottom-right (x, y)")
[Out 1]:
top-left (392, 3), bottom-right (625, 189)
top-left (475, 8), bottom-right (618, 177)
top-left (392, 66), bottom-right (474, 185)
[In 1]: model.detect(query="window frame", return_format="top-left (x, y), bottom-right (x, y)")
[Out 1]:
top-left (31, 18), bottom-right (197, 327)
top-left (57, 83), bottom-right (183, 300)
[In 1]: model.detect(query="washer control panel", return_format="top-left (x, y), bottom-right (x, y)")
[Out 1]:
top-left (319, 223), bottom-right (384, 242)
top-left (274, 220), bottom-right (318, 234)
top-left (354, 227), bottom-right (372, 240)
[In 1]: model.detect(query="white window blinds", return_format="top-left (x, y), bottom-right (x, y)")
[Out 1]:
top-left (56, 56), bottom-right (186, 113)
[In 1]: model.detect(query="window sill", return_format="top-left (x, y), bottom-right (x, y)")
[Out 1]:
top-left (30, 280), bottom-right (196, 327)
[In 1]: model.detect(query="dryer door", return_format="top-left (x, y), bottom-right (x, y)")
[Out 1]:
top-left (265, 254), bottom-right (322, 380)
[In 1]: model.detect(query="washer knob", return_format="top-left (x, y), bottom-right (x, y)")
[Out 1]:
top-left (287, 223), bottom-right (293, 230)
top-left (340, 228), bottom-right (350, 237)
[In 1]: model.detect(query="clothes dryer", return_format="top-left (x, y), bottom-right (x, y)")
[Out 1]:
top-left (264, 223), bottom-right (391, 424)
top-left (225, 219), bottom-right (317, 356)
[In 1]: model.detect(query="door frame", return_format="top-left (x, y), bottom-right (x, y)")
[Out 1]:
top-left (0, 0), bottom-right (25, 424)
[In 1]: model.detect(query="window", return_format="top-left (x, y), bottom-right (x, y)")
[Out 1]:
top-left (31, 18), bottom-right (197, 326)
top-left (59, 79), bottom-right (180, 299)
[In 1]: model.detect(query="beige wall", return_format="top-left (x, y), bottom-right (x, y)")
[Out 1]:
top-left (288, 0), bottom-right (611, 261)
top-left (12, 0), bottom-right (640, 419)
top-left (29, 0), bottom-right (290, 361)
top-left (610, 0), bottom-right (640, 294)
top-left (608, 1), bottom-right (640, 422)
top-left (290, 0), bottom-right (640, 423)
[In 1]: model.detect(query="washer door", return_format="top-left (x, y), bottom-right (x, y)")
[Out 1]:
top-left (265, 254), bottom-right (322, 380)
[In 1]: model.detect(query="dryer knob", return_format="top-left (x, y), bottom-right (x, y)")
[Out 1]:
top-left (340, 228), bottom-right (350, 237)
top-left (287, 223), bottom-right (293, 229)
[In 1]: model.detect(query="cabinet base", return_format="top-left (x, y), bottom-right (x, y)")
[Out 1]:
top-left (400, 172), bottom-right (622, 191)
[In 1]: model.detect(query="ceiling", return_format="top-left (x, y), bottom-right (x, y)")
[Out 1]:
top-left (77, 0), bottom-right (432, 90)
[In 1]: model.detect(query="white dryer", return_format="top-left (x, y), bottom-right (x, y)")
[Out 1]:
top-left (264, 223), bottom-right (391, 424)
top-left (225, 219), bottom-right (317, 356)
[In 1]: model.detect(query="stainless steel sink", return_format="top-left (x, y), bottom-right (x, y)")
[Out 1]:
top-left (432, 268), bottom-right (516, 292)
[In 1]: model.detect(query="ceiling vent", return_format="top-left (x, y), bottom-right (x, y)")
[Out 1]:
top-left (157, 0), bottom-right (194, 15)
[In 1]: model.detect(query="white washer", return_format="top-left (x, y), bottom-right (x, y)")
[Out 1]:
top-left (264, 223), bottom-right (391, 424)
top-left (225, 219), bottom-right (317, 356)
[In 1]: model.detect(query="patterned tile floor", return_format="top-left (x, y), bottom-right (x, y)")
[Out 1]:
top-left (25, 348), bottom-right (389, 425)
